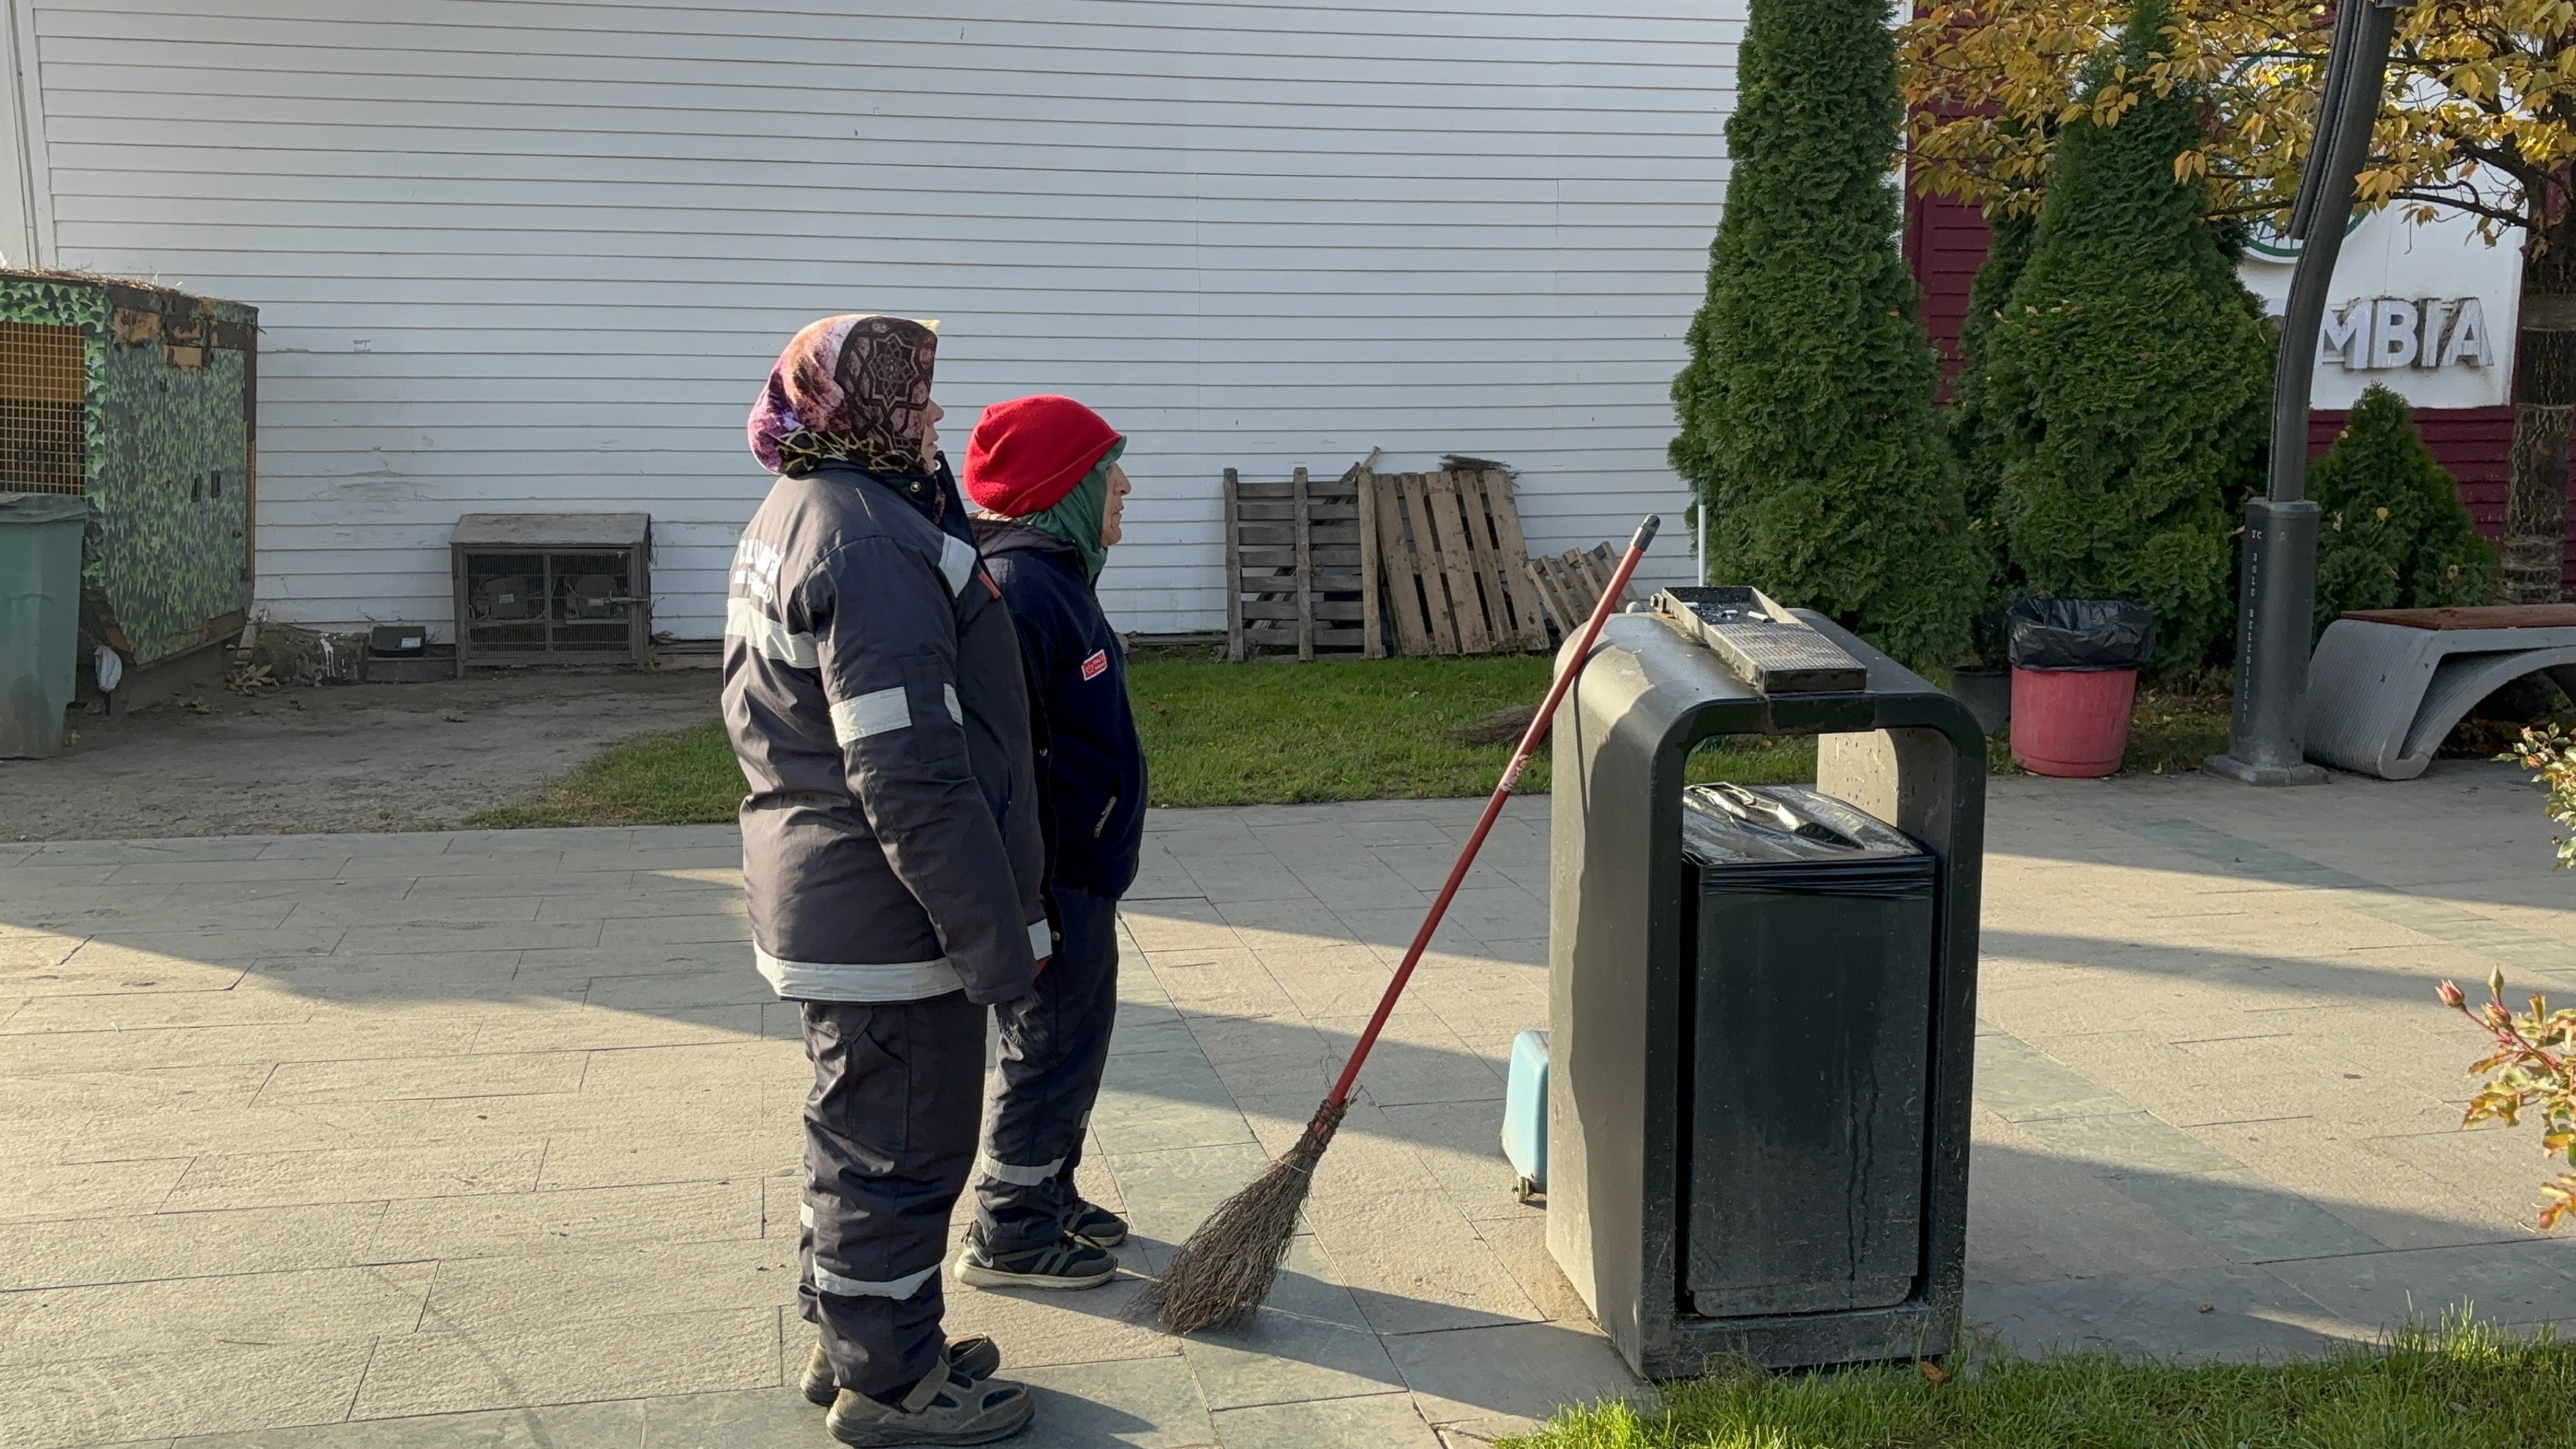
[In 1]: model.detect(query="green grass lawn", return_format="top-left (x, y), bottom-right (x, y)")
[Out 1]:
top-left (465, 655), bottom-right (2234, 828)
top-left (1511, 1322), bottom-right (2576, 1449)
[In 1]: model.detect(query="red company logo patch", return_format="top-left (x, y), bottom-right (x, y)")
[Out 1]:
top-left (1081, 650), bottom-right (1109, 681)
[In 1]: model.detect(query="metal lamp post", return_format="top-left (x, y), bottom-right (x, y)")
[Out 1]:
top-left (2204, 0), bottom-right (2399, 785)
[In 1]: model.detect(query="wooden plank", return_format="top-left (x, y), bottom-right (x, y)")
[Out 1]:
top-left (1374, 472), bottom-right (1431, 658)
top-left (1464, 471), bottom-right (1535, 652)
top-left (1240, 545), bottom-right (1362, 568)
top-left (1537, 549), bottom-right (1603, 633)
top-left (1293, 465), bottom-right (1314, 662)
top-left (1444, 470), bottom-right (1505, 653)
top-left (1239, 498), bottom-right (1360, 519)
top-left (1521, 557), bottom-right (1555, 635)
top-left (1224, 468), bottom-right (1244, 662)
top-left (1558, 543), bottom-right (1633, 621)
top-left (1399, 473), bottom-right (1460, 655)
top-left (1526, 556), bottom-right (1571, 637)
top-left (1546, 553), bottom-right (1590, 632)
top-left (1238, 501), bottom-right (1358, 522)
top-left (2341, 604), bottom-right (2576, 629)
top-left (1234, 523), bottom-right (1360, 547)
top-left (1569, 547), bottom-right (1613, 624)
top-left (1451, 468), bottom-right (1507, 646)
top-left (1478, 471), bottom-right (1553, 651)
top-left (1423, 473), bottom-right (1491, 654)
top-left (1243, 599), bottom-right (1365, 621)
top-left (1590, 542), bottom-right (1637, 610)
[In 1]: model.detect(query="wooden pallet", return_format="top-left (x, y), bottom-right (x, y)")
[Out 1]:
top-left (1223, 465), bottom-right (1379, 661)
top-left (1366, 468), bottom-right (1551, 656)
top-left (1525, 543), bottom-right (1639, 637)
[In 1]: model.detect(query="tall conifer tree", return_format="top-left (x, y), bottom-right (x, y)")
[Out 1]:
top-left (1969, 0), bottom-right (2274, 667)
top-left (1669, 0), bottom-right (1980, 667)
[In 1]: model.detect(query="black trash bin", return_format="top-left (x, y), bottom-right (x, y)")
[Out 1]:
top-left (1546, 586), bottom-right (1984, 1377)
top-left (1680, 783), bottom-right (1938, 1319)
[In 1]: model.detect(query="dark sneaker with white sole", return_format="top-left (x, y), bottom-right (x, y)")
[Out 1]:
top-left (1064, 1198), bottom-right (1128, 1248)
top-left (804, 1336), bottom-right (1002, 1407)
top-left (825, 1361), bottom-right (1032, 1447)
top-left (954, 1227), bottom-right (1118, 1290)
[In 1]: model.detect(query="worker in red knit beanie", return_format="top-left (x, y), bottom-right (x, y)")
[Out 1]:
top-left (954, 395), bottom-right (1146, 1292)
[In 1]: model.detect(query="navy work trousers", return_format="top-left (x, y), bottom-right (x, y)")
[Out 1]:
top-left (798, 990), bottom-right (984, 1400)
top-left (973, 883), bottom-right (1120, 1254)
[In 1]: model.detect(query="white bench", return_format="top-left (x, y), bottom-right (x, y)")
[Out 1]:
top-left (2304, 605), bottom-right (2576, 780)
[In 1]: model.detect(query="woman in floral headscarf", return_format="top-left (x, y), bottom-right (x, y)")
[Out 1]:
top-left (724, 315), bottom-right (1048, 1447)
top-left (747, 313), bottom-right (945, 478)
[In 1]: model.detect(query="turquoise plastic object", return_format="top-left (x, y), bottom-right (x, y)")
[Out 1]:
top-left (0, 493), bottom-right (91, 759)
top-left (1501, 1028), bottom-right (1549, 1199)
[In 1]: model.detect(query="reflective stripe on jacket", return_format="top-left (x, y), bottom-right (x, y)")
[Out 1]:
top-left (722, 458), bottom-right (1048, 1004)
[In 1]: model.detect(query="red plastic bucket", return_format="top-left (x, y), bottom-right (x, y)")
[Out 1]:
top-left (2009, 667), bottom-right (2137, 778)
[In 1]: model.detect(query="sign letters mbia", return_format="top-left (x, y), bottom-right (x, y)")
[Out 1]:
top-left (2315, 297), bottom-right (2495, 372)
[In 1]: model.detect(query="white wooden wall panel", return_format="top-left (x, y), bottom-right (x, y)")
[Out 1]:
top-left (28, 0), bottom-right (1738, 636)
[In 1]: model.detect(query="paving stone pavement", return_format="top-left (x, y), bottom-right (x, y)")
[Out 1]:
top-left (5, 763), bottom-right (2575, 1446)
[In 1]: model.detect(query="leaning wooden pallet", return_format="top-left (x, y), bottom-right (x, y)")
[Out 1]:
top-left (1527, 542), bottom-right (1641, 639)
top-left (1366, 467), bottom-right (1550, 656)
top-left (1222, 465), bottom-right (1378, 661)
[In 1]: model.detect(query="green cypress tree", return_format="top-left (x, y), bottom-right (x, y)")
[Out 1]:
top-left (2310, 384), bottom-right (2501, 628)
top-left (1969, 0), bottom-right (2274, 668)
top-left (1669, 0), bottom-right (1981, 668)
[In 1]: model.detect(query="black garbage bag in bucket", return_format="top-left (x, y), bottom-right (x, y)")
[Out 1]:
top-left (2004, 598), bottom-right (2155, 673)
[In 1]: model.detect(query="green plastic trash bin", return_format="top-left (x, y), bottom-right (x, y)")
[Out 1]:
top-left (0, 493), bottom-right (94, 759)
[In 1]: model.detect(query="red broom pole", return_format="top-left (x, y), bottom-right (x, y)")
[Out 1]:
top-left (1137, 514), bottom-right (1660, 1333)
top-left (1321, 512), bottom-right (1661, 1111)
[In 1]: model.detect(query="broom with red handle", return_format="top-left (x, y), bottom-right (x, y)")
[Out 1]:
top-left (1136, 513), bottom-right (1660, 1333)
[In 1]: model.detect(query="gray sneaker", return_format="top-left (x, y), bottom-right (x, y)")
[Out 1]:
top-left (954, 1227), bottom-right (1118, 1290)
top-left (804, 1336), bottom-right (1002, 1407)
top-left (825, 1361), bottom-right (1032, 1447)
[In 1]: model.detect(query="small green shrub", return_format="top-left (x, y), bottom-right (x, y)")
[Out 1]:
top-left (2311, 384), bottom-right (2501, 629)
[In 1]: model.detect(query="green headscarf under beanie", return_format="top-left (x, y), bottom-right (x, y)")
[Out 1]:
top-left (1023, 437), bottom-right (1124, 582)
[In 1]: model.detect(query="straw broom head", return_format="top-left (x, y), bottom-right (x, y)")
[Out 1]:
top-left (1131, 1098), bottom-right (1347, 1333)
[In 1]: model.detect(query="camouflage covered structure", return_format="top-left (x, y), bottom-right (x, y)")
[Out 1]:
top-left (0, 271), bottom-right (255, 672)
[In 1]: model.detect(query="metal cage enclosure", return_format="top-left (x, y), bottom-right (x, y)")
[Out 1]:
top-left (449, 512), bottom-right (651, 673)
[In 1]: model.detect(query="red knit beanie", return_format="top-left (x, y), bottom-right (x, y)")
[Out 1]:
top-left (964, 395), bottom-right (1123, 517)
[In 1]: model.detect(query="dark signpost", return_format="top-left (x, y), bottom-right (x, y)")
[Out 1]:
top-left (2206, 0), bottom-right (2400, 785)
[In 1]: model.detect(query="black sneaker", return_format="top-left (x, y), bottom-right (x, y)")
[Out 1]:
top-left (953, 1227), bottom-right (1118, 1290)
top-left (804, 1337), bottom-right (1001, 1407)
top-left (1064, 1198), bottom-right (1128, 1248)
top-left (825, 1361), bottom-right (1032, 1447)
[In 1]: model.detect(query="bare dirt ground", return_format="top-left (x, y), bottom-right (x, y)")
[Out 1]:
top-left (1, 661), bottom-right (718, 841)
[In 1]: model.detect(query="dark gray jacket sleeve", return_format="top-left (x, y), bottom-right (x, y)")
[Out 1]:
top-left (807, 536), bottom-right (1038, 1004)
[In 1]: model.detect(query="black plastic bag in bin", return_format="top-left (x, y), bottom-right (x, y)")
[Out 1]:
top-left (2004, 599), bottom-right (2155, 672)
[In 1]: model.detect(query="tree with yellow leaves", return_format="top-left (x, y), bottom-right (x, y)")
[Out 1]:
top-left (1903, 0), bottom-right (2576, 604)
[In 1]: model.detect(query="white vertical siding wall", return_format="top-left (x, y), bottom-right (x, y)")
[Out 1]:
top-left (27, 0), bottom-right (1736, 636)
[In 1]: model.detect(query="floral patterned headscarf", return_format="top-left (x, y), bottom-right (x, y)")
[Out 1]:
top-left (746, 314), bottom-right (940, 477)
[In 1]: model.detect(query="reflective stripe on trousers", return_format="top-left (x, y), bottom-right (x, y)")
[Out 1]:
top-left (797, 991), bottom-right (984, 1399)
